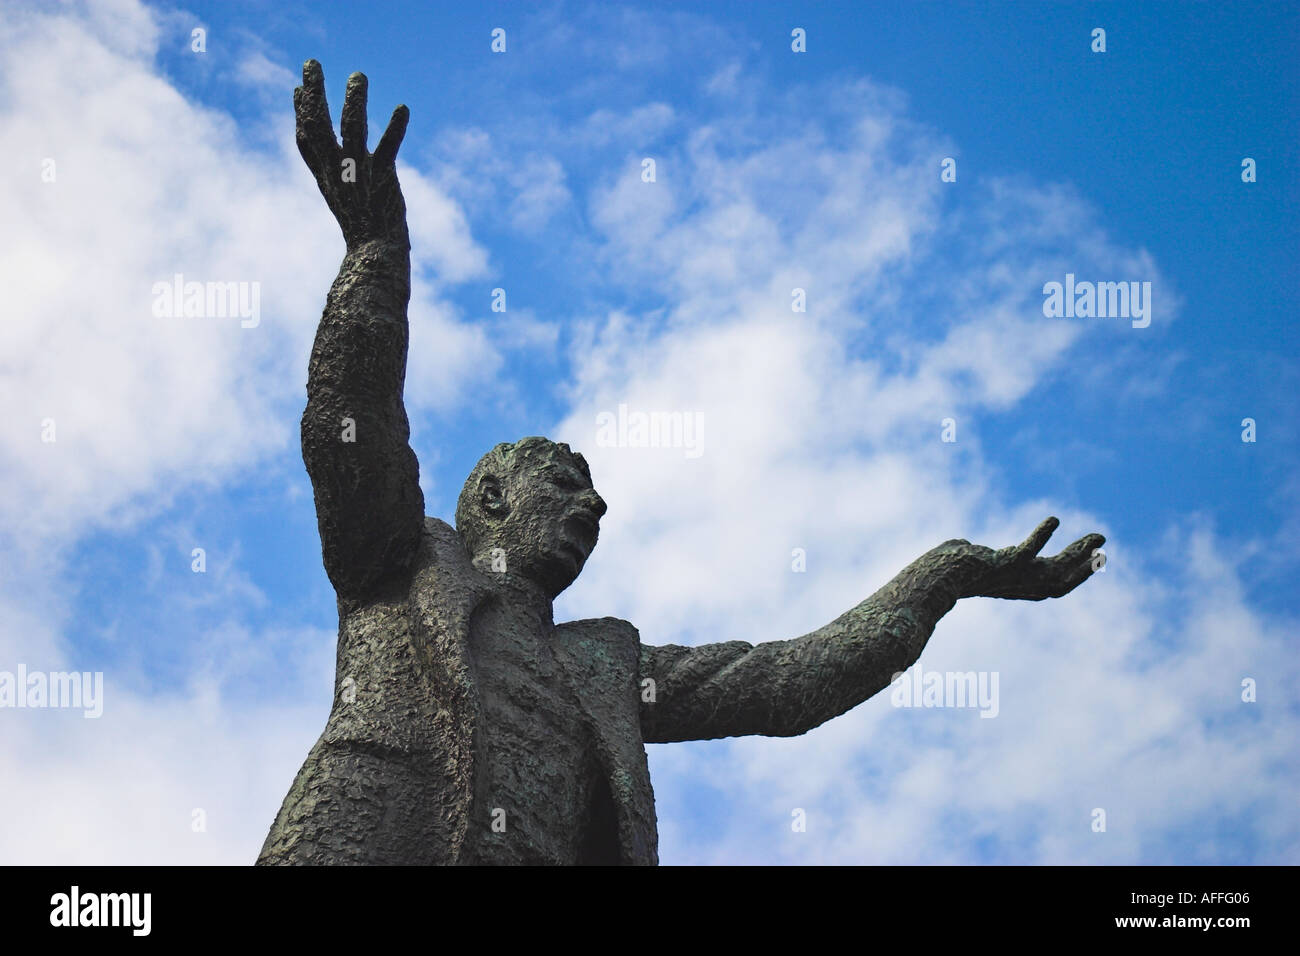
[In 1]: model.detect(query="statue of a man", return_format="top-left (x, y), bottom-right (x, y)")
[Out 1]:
top-left (258, 62), bottom-right (1106, 865)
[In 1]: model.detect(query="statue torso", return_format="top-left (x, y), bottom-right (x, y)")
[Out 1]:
top-left (259, 517), bottom-right (655, 865)
top-left (459, 587), bottom-right (611, 864)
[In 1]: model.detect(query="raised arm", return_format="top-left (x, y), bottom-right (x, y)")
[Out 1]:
top-left (639, 517), bottom-right (1104, 743)
top-left (295, 61), bottom-right (424, 608)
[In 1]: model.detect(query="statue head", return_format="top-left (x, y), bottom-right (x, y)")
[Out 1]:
top-left (456, 437), bottom-right (607, 598)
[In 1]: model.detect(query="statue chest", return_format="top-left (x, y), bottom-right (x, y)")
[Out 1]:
top-left (461, 599), bottom-right (603, 863)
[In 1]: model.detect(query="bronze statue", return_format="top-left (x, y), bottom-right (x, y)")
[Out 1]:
top-left (258, 61), bottom-right (1106, 865)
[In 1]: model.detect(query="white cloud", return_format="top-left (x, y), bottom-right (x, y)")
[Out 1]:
top-left (576, 102), bottom-right (676, 148)
top-left (234, 50), bottom-right (296, 91)
top-left (551, 73), bottom-right (1297, 863)
top-left (506, 154), bottom-right (571, 233)
top-left (0, 0), bottom-right (1292, 867)
top-left (423, 128), bottom-right (572, 235)
top-left (0, 0), bottom-right (496, 864)
top-left (0, 0), bottom-right (492, 549)
top-left (704, 61), bottom-right (742, 97)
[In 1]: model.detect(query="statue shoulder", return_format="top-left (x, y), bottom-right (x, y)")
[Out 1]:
top-left (557, 616), bottom-right (638, 638)
top-left (422, 514), bottom-right (457, 540)
top-left (552, 617), bottom-right (642, 691)
top-left (555, 616), bottom-right (641, 653)
top-left (405, 516), bottom-right (483, 595)
top-left (415, 516), bottom-right (469, 567)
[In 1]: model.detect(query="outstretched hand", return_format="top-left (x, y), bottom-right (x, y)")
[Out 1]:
top-left (294, 59), bottom-right (410, 248)
top-left (959, 517), bottom-right (1106, 601)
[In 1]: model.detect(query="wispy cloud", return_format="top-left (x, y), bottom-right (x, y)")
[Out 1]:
top-left (0, 0), bottom-right (1293, 867)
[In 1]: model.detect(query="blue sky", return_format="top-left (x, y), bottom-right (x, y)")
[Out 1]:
top-left (156, 0), bottom-right (1298, 611)
top-left (1, 0), bottom-right (1296, 864)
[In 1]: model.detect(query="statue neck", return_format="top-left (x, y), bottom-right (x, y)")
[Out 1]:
top-left (471, 554), bottom-right (555, 626)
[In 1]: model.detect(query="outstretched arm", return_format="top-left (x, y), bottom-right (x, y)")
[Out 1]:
top-left (639, 517), bottom-right (1104, 743)
top-left (295, 60), bottom-right (424, 608)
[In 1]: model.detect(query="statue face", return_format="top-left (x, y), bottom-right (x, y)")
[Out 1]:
top-left (470, 444), bottom-right (607, 598)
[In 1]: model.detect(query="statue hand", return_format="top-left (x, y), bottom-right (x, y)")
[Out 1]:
top-left (294, 60), bottom-right (410, 248)
top-left (960, 517), bottom-right (1106, 601)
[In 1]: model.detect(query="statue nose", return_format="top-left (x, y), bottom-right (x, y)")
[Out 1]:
top-left (581, 490), bottom-right (607, 518)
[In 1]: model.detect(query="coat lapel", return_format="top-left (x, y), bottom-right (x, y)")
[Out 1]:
top-left (552, 617), bottom-right (659, 865)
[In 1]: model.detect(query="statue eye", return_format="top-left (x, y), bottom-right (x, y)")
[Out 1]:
top-left (548, 473), bottom-right (581, 492)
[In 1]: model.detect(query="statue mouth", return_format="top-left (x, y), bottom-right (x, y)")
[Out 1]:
top-left (563, 511), bottom-right (600, 554)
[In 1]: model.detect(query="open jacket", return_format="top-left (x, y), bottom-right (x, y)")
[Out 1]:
top-left (261, 238), bottom-right (960, 865)
top-left (258, 517), bottom-right (658, 865)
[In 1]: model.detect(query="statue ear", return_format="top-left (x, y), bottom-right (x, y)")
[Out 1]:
top-left (478, 475), bottom-right (509, 519)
